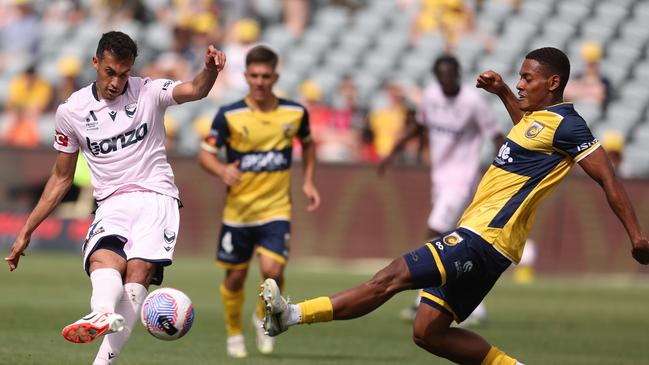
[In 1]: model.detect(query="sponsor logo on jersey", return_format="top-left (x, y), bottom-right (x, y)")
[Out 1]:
top-left (442, 232), bottom-right (463, 246)
top-left (283, 124), bottom-right (295, 138)
top-left (162, 80), bottom-right (173, 91)
top-left (240, 151), bottom-right (289, 172)
top-left (85, 111), bottom-right (99, 130)
top-left (108, 110), bottom-right (118, 121)
top-left (55, 131), bottom-right (69, 147)
top-left (525, 120), bottom-right (545, 138)
top-left (86, 123), bottom-right (148, 156)
top-left (576, 138), bottom-right (598, 153)
top-left (125, 103), bottom-right (137, 118)
top-left (495, 142), bottom-right (514, 165)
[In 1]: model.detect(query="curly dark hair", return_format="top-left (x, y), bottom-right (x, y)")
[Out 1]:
top-left (525, 47), bottom-right (571, 93)
top-left (96, 31), bottom-right (138, 61)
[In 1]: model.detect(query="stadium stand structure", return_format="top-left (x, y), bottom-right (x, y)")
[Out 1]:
top-left (0, 0), bottom-right (648, 175)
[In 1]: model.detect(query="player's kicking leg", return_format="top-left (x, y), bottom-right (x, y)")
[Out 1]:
top-left (62, 311), bottom-right (125, 343)
top-left (63, 248), bottom-right (127, 344)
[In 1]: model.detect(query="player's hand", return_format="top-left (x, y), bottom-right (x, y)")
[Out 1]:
top-left (303, 183), bottom-right (320, 212)
top-left (476, 70), bottom-right (507, 95)
top-left (5, 235), bottom-right (29, 271)
top-left (631, 238), bottom-right (649, 265)
top-left (222, 160), bottom-right (242, 186)
top-left (205, 45), bottom-right (226, 73)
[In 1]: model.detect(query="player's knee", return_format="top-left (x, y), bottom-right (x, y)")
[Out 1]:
top-left (124, 260), bottom-right (155, 285)
top-left (412, 325), bottom-right (446, 355)
top-left (368, 258), bottom-right (411, 295)
top-left (224, 269), bottom-right (248, 290)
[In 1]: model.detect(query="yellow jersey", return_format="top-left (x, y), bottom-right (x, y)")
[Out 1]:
top-left (458, 103), bottom-right (599, 263)
top-left (201, 97), bottom-right (311, 225)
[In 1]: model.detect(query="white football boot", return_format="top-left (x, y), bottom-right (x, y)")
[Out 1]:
top-left (260, 278), bottom-right (290, 337)
top-left (62, 311), bottom-right (125, 343)
top-left (226, 334), bottom-right (248, 358)
top-left (252, 313), bottom-right (275, 354)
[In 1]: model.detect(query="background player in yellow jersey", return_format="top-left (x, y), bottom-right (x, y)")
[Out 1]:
top-left (260, 47), bottom-right (649, 365)
top-left (198, 45), bottom-right (320, 358)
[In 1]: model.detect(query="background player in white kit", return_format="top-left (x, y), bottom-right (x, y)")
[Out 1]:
top-left (4, 31), bottom-right (225, 365)
top-left (379, 54), bottom-right (503, 324)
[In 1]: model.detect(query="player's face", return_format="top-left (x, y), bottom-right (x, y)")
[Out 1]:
top-left (515, 59), bottom-right (558, 111)
top-left (245, 62), bottom-right (278, 102)
top-left (92, 50), bottom-right (134, 101)
top-left (435, 62), bottom-right (460, 96)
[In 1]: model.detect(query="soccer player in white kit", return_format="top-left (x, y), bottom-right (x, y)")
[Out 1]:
top-left (379, 55), bottom-right (503, 323)
top-left (5, 31), bottom-right (226, 364)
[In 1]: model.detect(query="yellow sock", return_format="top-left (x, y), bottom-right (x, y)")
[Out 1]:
top-left (481, 346), bottom-right (518, 365)
top-left (220, 284), bottom-right (245, 337)
top-left (257, 280), bottom-right (285, 320)
top-left (298, 297), bottom-right (333, 324)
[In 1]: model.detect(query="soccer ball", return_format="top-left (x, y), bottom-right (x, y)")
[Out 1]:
top-left (141, 287), bottom-right (194, 341)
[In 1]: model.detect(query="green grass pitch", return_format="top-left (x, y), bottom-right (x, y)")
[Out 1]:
top-left (1, 251), bottom-right (648, 364)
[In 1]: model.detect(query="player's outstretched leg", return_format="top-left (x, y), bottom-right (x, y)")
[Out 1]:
top-left (261, 257), bottom-right (413, 336)
top-left (62, 311), bottom-right (125, 343)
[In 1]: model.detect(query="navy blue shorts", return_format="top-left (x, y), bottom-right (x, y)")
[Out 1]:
top-left (403, 228), bottom-right (511, 322)
top-left (216, 220), bottom-right (290, 269)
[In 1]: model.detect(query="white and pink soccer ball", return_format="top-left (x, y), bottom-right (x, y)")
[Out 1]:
top-left (141, 288), bottom-right (194, 341)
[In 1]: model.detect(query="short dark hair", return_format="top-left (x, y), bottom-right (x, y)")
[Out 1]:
top-left (96, 31), bottom-right (138, 61)
top-left (525, 47), bottom-right (570, 92)
top-left (433, 54), bottom-right (460, 75)
top-left (246, 45), bottom-right (278, 68)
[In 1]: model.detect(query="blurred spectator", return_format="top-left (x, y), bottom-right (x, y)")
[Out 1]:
top-left (564, 41), bottom-right (612, 111)
top-left (220, 18), bottom-right (262, 96)
top-left (282, 0), bottom-right (310, 38)
top-left (54, 55), bottom-right (82, 106)
top-left (368, 82), bottom-right (416, 161)
top-left (2, 65), bottom-right (52, 148)
top-left (313, 77), bottom-right (366, 163)
top-left (600, 130), bottom-right (625, 171)
top-left (0, 0), bottom-right (41, 72)
top-left (411, 0), bottom-right (480, 51)
top-left (298, 80), bottom-right (335, 159)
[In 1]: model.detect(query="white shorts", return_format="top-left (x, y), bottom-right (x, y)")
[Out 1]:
top-left (82, 191), bottom-right (180, 278)
top-left (428, 189), bottom-right (471, 233)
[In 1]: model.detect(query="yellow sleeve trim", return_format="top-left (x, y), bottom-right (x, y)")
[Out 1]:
top-left (425, 242), bottom-right (447, 286)
top-left (215, 260), bottom-right (250, 270)
top-left (256, 246), bottom-right (287, 265)
top-left (420, 292), bottom-right (459, 322)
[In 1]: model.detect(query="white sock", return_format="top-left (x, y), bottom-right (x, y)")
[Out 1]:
top-left (93, 283), bottom-right (147, 365)
top-left (286, 304), bottom-right (302, 326)
top-left (90, 268), bottom-right (124, 313)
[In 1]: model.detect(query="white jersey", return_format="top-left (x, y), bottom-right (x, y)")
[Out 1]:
top-left (53, 77), bottom-right (181, 201)
top-left (418, 84), bottom-right (501, 191)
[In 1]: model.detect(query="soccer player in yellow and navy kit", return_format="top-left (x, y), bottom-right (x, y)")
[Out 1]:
top-left (198, 45), bottom-right (320, 358)
top-left (260, 47), bottom-right (649, 365)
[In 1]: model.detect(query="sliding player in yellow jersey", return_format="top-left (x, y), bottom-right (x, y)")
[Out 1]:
top-left (198, 45), bottom-right (320, 358)
top-left (260, 47), bottom-right (649, 365)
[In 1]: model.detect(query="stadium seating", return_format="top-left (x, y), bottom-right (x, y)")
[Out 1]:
top-left (0, 0), bottom-right (648, 175)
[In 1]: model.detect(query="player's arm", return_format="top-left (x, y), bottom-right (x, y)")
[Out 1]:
top-left (579, 147), bottom-right (649, 264)
top-left (301, 137), bottom-right (320, 212)
top-left (476, 70), bottom-right (523, 125)
top-left (197, 148), bottom-right (241, 186)
top-left (5, 151), bottom-right (79, 271)
top-left (172, 45), bottom-right (226, 104)
top-left (377, 121), bottom-right (425, 176)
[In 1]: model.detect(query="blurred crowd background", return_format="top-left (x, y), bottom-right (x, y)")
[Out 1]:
top-left (1, 0), bottom-right (649, 176)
